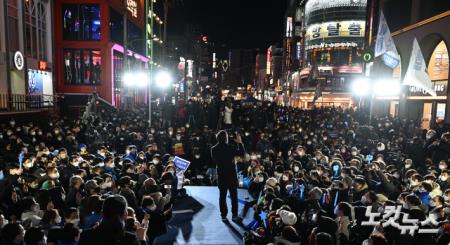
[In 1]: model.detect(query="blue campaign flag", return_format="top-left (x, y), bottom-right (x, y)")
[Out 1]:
top-left (334, 191), bottom-right (340, 208)
top-left (18, 152), bottom-right (25, 169)
top-left (173, 156), bottom-right (190, 171)
top-left (259, 211), bottom-right (267, 229)
top-left (299, 185), bottom-right (305, 200)
top-left (243, 177), bottom-right (251, 188)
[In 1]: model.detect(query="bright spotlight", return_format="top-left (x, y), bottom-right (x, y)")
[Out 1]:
top-left (123, 72), bottom-right (148, 87)
top-left (135, 73), bottom-right (149, 87)
top-left (351, 78), bottom-right (370, 96)
top-left (155, 70), bottom-right (172, 88)
top-left (373, 79), bottom-right (401, 96)
top-left (123, 73), bottom-right (135, 87)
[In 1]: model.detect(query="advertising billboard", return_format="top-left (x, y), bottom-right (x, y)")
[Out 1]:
top-left (305, 0), bottom-right (367, 17)
top-left (305, 20), bottom-right (365, 41)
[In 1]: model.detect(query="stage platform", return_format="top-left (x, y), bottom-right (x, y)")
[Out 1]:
top-left (155, 186), bottom-right (254, 245)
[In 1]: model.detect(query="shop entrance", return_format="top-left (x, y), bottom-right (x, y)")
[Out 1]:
top-left (422, 103), bottom-right (432, 129)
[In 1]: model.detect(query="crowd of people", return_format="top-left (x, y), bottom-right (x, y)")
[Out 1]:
top-left (1, 96), bottom-right (450, 245)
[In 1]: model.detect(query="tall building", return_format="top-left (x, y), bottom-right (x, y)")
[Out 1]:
top-left (225, 49), bottom-right (256, 90)
top-left (265, 44), bottom-right (284, 102)
top-left (0, 0), bottom-right (54, 112)
top-left (255, 51), bottom-right (267, 95)
top-left (54, 0), bottom-right (165, 107)
top-left (287, 0), bottom-right (368, 108)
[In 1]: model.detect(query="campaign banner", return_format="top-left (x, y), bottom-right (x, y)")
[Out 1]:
top-left (375, 11), bottom-right (400, 69)
top-left (173, 156), bottom-right (190, 171)
top-left (403, 38), bottom-right (437, 97)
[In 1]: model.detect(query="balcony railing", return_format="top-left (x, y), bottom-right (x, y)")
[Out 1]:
top-left (0, 93), bottom-right (56, 113)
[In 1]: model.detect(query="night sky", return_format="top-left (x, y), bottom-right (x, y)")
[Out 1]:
top-left (168, 0), bottom-right (287, 49)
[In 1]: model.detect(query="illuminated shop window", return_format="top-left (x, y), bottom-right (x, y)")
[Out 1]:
top-left (427, 41), bottom-right (449, 81)
top-left (64, 49), bottom-right (101, 85)
top-left (63, 4), bottom-right (101, 41)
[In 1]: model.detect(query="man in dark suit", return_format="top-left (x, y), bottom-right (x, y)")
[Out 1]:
top-left (79, 195), bottom-right (147, 245)
top-left (211, 130), bottom-right (245, 222)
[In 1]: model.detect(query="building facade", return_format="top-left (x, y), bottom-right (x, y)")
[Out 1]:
top-left (286, 0), bottom-right (368, 109)
top-left (0, 0), bottom-right (54, 111)
top-left (373, 2), bottom-right (450, 128)
top-left (54, 0), bottom-right (164, 107)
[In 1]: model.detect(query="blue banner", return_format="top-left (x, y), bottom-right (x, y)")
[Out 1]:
top-left (174, 156), bottom-right (190, 171)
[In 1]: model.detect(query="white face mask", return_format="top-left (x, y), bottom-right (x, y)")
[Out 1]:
top-left (176, 136), bottom-right (181, 141)
top-left (361, 196), bottom-right (369, 205)
top-left (153, 159), bottom-right (160, 164)
top-left (101, 181), bottom-right (112, 189)
top-left (439, 165), bottom-right (446, 170)
top-left (293, 166), bottom-right (300, 172)
top-left (405, 164), bottom-right (411, 169)
top-left (282, 175), bottom-right (289, 181)
top-left (258, 177), bottom-right (264, 183)
top-left (440, 176), bottom-right (448, 182)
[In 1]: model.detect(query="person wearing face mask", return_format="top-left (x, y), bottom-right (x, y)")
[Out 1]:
top-left (21, 158), bottom-right (38, 179)
top-left (41, 167), bottom-right (61, 190)
top-left (137, 196), bottom-right (168, 245)
top-left (291, 162), bottom-right (302, 177)
top-left (438, 160), bottom-right (448, 172)
top-left (402, 159), bottom-right (414, 173)
top-left (438, 170), bottom-right (450, 190)
top-left (292, 146), bottom-right (307, 165)
top-left (62, 155), bottom-right (81, 189)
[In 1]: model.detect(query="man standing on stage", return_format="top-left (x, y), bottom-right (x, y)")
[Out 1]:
top-left (211, 130), bottom-right (245, 222)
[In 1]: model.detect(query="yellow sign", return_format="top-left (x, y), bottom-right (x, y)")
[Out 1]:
top-left (306, 20), bottom-right (366, 41)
